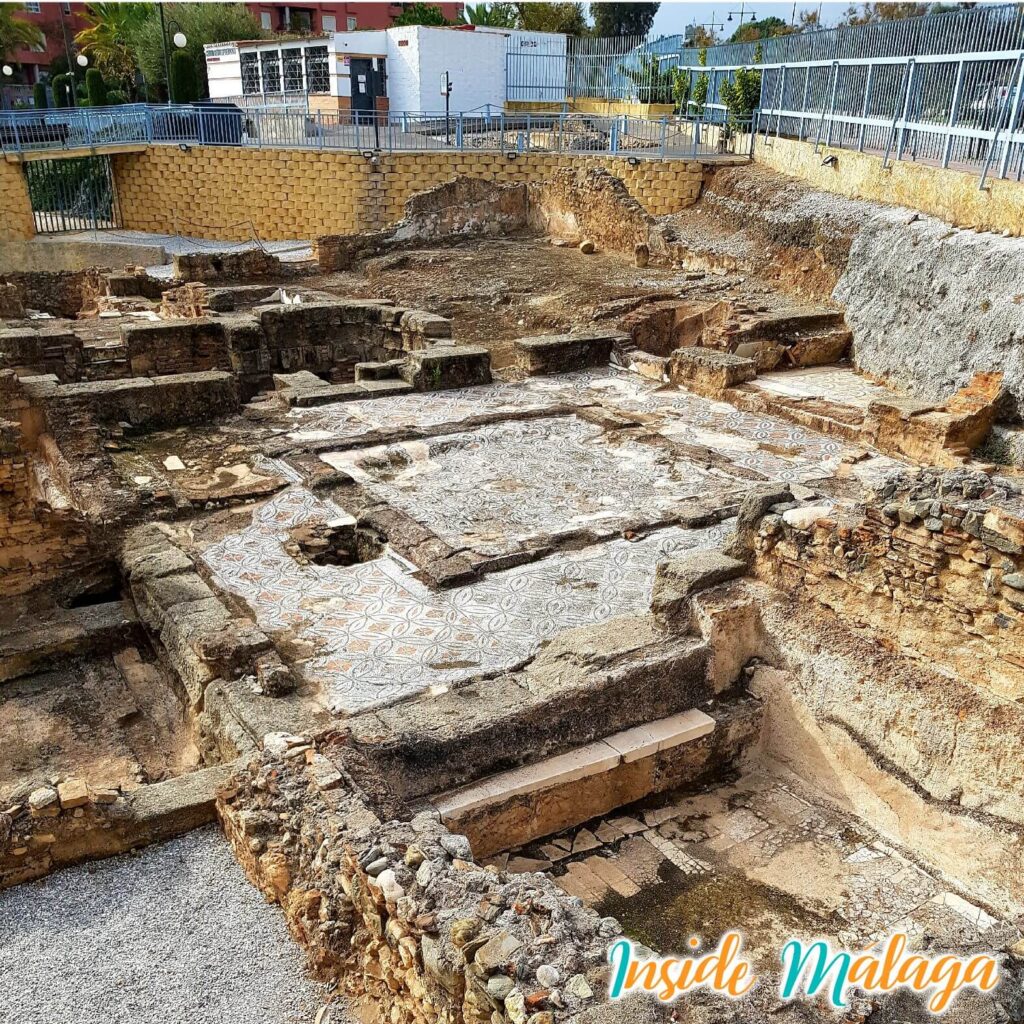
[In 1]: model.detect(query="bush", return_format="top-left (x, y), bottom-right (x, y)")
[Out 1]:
top-left (32, 81), bottom-right (48, 110)
top-left (106, 88), bottom-right (126, 106)
top-left (85, 67), bottom-right (108, 107)
top-left (719, 44), bottom-right (763, 126)
top-left (169, 49), bottom-right (198, 103)
top-left (51, 73), bottom-right (74, 108)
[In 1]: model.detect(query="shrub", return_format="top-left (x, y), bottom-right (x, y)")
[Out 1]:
top-left (85, 67), bottom-right (108, 107)
top-left (169, 49), bottom-right (197, 103)
top-left (32, 81), bottom-right (47, 110)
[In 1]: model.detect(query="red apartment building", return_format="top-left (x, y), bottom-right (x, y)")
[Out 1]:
top-left (245, 3), bottom-right (465, 34)
top-left (4, 2), bottom-right (89, 84)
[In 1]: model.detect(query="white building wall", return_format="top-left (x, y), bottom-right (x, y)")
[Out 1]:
top-left (384, 26), bottom-right (422, 114)
top-left (395, 27), bottom-right (507, 113)
top-left (205, 43), bottom-right (242, 99)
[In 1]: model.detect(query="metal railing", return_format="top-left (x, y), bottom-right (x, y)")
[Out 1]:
top-left (0, 104), bottom-right (753, 161)
top-left (508, 3), bottom-right (1024, 101)
top-left (753, 50), bottom-right (1024, 186)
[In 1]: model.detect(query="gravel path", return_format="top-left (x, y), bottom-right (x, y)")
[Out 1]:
top-left (0, 826), bottom-right (329, 1024)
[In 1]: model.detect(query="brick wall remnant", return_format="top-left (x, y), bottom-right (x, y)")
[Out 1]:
top-left (173, 248), bottom-right (296, 284)
top-left (0, 268), bottom-right (106, 318)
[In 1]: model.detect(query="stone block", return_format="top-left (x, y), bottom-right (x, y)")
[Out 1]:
top-left (401, 345), bottom-right (491, 391)
top-left (668, 347), bottom-right (756, 397)
top-left (651, 550), bottom-right (748, 619)
top-left (513, 332), bottom-right (625, 376)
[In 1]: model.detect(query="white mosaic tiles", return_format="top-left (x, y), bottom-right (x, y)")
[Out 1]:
top-left (202, 486), bottom-right (731, 716)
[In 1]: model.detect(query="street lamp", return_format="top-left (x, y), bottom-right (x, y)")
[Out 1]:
top-left (2, 65), bottom-right (12, 78)
top-left (76, 53), bottom-right (88, 68)
top-left (158, 4), bottom-right (188, 104)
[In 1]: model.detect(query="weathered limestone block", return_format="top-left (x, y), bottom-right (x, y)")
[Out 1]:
top-left (668, 346), bottom-right (756, 398)
top-left (513, 332), bottom-right (625, 376)
top-left (651, 550), bottom-right (747, 619)
top-left (401, 345), bottom-right (491, 391)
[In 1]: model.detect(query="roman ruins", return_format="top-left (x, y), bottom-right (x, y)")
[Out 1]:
top-left (3, 36), bottom-right (1024, 1024)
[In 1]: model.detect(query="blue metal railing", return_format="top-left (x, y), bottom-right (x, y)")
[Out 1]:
top-left (0, 104), bottom-right (754, 161)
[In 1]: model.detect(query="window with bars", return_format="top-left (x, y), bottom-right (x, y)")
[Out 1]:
top-left (283, 48), bottom-right (304, 92)
top-left (305, 46), bottom-right (329, 94)
top-left (241, 52), bottom-right (261, 95)
top-left (261, 50), bottom-right (282, 93)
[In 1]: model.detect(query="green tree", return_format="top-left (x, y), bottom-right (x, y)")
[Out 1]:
top-left (32, 80), bottom-right (47, 109)
top-left (392, 3), bottom-right (448, 26)
top-left (51, 73), bottom-right (75, 108)
top-left (687, 47), bottom-right (710, 115)
top-left (106, 87), bottom-right (126, 105)
top-left (75, 2), bottom-right (153, 95)
top-left (719, 43), bottom-right (763, 124)
top-left (728, 15), bottom-right (789, 42)
top-left (513, 2), bottom-right (589, 34)
top-left (85, 66), bottom-right (109, 106)
top-left (169, 48), bottom-right (197, 103)
top-left (132, 3), bottom-right (265, 100)
top-left (617, 54), bottom-right (675, 104)
top-left (593, 3), bottom-right (659, 37)
top-left (0, 3), bottom-right (44, 60)
top-left (464, 3), bottom-right (517, 27)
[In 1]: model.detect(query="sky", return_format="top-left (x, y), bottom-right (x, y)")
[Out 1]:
top-left (614, 1), bottom-right (857, 39)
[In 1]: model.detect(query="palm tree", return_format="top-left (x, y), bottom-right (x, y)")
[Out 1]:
top-left (464, 3), bottom-right (518, 27)
top-left (74, 2), bottom-right (152, 93)
top-left (0, 3), bottom-right (45, 61)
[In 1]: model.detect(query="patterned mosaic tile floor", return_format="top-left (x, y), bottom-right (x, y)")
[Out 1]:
top-left (321, 416), bottom-right (723, 558)
top-left (202, 486), bottom-right (732, 715)
top-left (749, 365), bottom-right (897, 409)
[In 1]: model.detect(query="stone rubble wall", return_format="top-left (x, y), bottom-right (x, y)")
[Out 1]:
top-left (173, 248), bottom-right (298, 284)
top-left (218, 740), bottom-right (633, 1024)
top-left (751, 473), bottom-right (1024, 701)
top-left (0, 414), bottom-right (94, 599)
top-left (0, 268), bottom-right (106, 318)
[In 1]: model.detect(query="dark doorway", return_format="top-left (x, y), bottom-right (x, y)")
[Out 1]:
top-left (350, 57), bottom-right (387, 125)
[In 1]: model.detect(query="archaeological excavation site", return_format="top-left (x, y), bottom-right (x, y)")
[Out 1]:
top-left (3, 10), bottom-right (1024, 1022)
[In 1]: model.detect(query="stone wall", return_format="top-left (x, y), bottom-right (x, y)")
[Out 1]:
top-left (751, 473), bottom-right (1024, 700)
top-left (0, 268), bottom-right (106, 318)
top-left (122, 321), bottom-right (231, 377)
top-left (527, 167), bottom-right (655, 255)
top-left (0, 160), bottom-right (35, 242)
top-left (173, 248), bottom-right (293, 283)
top-left (755, 134), bottom-right (1024, 236)
top-left (218, 741), bottom-right (632, 1024)
top-left (0, 411), bottom-right (94, 600)
top-left (111, 146), bottom-right (707, 242)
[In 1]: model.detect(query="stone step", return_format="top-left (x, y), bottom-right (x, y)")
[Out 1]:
top-left (429, 708), bottom-right (726, 858)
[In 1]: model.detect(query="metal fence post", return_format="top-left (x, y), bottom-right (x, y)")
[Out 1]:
top-left (825, 62), bottom-right (840, 147)
top-left (659, 115), bottom-right (667, 158)
top-left (610, 120), bottom-right (618, 153)
top-left (942, 59), bottom-right (965, 168)
top-left (895, 58), bottom-right (917, 161)
top-left (858, 62), bottom-right (875, 151)
top-left (457, 112), bottom-right (464, 150)
top-left (997, 52), bottom-right (1024, 178)
top-left (798, 66), bottom-right (811, 141)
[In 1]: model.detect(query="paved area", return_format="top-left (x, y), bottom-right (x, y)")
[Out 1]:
top-left (750, 364), bottom-right (898, 410)
top-left (0, 827), bottom-right (327, 1024)
top-left (503, 769), bottom-right (1021, 961)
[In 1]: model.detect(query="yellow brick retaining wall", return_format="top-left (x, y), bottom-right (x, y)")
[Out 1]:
top-left (755, 134), bottom-right (1024, 236)
top-left (0, 160), bottom-right (36, 241)
top-left (111, 146), bottom-right (706, 242)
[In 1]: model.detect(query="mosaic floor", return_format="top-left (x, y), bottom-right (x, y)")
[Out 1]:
top-left (202, 486), bottom-right (731, 715)
top-left (750, 365), bottom-right (897, 409)
top-left (322, 415), bottom-right (722, 558)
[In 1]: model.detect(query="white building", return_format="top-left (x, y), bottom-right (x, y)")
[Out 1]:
top-left (204, 26), bottom-right (566, 116)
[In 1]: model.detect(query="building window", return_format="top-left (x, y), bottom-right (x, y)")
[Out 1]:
top-left (241, 52), bottom-right (261, 95)
top-left (260, 49), bottom-right (282, 93)
top-left (347, 15), bottom-right (357, 31)
top-left (288, 9), bottom-right (313, 32)
top-left (322, 14), bottom-right (336, 32)
top-left (24, 2), bottom-right (40, 12)
top-left (260, 11), bottom-right (272, 30)
top-left (282, 48), bottom-right (303, 92)
top-left (304, 45), bottom-right (329, 94)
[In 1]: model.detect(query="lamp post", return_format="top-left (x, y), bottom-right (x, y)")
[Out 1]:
top-left (159, 5), bottom-right (188, 104)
